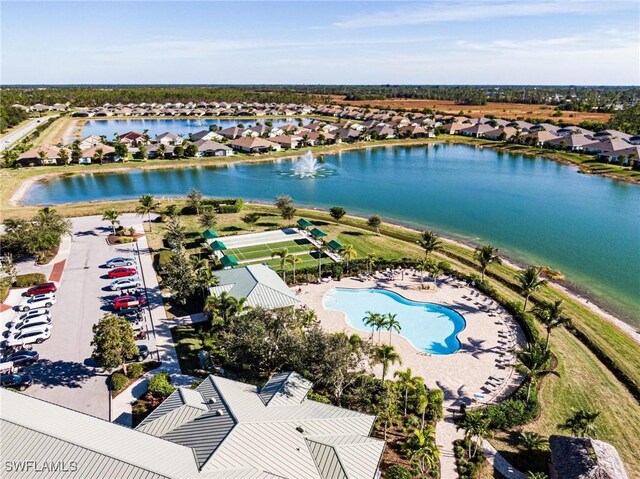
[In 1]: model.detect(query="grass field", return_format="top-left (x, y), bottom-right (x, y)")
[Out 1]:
top-left (226, 238), bottom-right (312, 261)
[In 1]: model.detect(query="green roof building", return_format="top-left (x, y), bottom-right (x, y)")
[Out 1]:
top-left (309, 227), bottom-right (327, 239)
top-left (327, 239), bottom-right (343, 251)
top-left (297, 218), bottom-right (313, 229)
top-left (202, 229), bottom-right (218, 240)
top-left (210, 240), bottom-right (227, 251)
top-left (220, 255), bottom-right (239, 268)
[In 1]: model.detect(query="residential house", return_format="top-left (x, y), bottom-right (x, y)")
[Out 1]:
top-left (219, 126), bottom-right (255, 140)
top-left (155, 132), bottom-right (183, 145)
top-left (79, 144), bottom-right (116, 164)
top-left (190, 130), bottom-right (224, 142)
top-left (546, 134), bottom-right (597, 151)
top-left (268, 135), bottom-right (303, 149)
top-left (194, 139), bottom-right (233, 157)
top-left (549, 435), bottom-right (628, 479)
top-left (147, 143), bottom-right (175, 159)
top-left (230, 137), bottom-right (281, 153)
top-left (17, 144), bottom-right (62, 166)
top-left (520, 130), bottom-right (561, 146)
top-left (398, 124), bottom-right (429, 138)
top-left (337, 128), bottom-right (361, 143)
top-left (484, 126), bottom-right (518, 141)
top-left (77, 135), bottom-right (103, 150)
top-left (458, 123), bottom-right (495, 138)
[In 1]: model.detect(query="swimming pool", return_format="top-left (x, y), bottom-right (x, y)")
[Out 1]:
top-left (323, 288), bottom-right (466, 355)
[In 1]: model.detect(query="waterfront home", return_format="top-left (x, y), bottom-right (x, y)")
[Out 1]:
top-left (1, 376), bottom-right (384, 479)
top-left (583, 138), bottom-right (632, 155)
top-left (439, 121), bottom-right (468, 135)
top-left (337, 128), bottom-right (362, 143)
top-left (147, 143), bottom-right (175, 159)
top-left (269, 134), bottom-right (304, 149)
top-left (398, 124), bottom-right (429, 138)
top-left (549, 435), bottom-right (628, 479)
top-left (520, 130), bottom-right (561, 146)
top-left (506, 120), bottom-right (534, 131)
top-left (155, 132), bottom-right (183, 145)
top-left (459, 123), bottom-right (495, 138)
top-left (77, 135), bottom-right (103, 149)
top-left (219, 126), bottom-right (256, 140)
top-left (190, 129), bottom-right (224, 142)
top-left (17, 144), bottom-right (62, 166)
top-left (194, 139), bottom-right (233, 157)
top-left (231, 136), bottom-right (281, 153)
top-left (529, 123), bottom-right (561, 135)
top-left (120, 131), bottom-right (146, 145)
top-left (546, 133), bottom-right (597, 151)
top-left (370, 124), bottom-right (396, 139)
top-left (591, 129), bottom-right (632, 142)
top-left (484, 126), bottom-right (518, 141)
top-left (597, 145), bottom-right (640, 165)
top-left (79, 144), bottom-right (116, 164)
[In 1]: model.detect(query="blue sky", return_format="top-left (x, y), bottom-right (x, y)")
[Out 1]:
top-left (2, 0), bottom-right (639, 85)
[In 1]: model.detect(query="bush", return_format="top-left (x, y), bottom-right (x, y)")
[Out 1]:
top-left (385, 465), bottom-right (412, 479)
top-left (127, 362), bottom-right (144, 379)
top-left (426, 388), bottom-right (444, 422)
top-left (454, 439), bottom-right (486, 479)
top-left (157, 250), bottom-right (174, 268)
top-left (481, 386), bottom-right (539, 430)
top-left (148, 372), bottom-right (175, 398)
top-left (14, 273), bottom-right (47, 288)
top-left (111, 372), bottom-right (128, 391)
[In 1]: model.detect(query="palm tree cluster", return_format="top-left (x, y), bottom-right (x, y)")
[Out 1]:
top-left (204, 290), bottom-right (250, 326)
top-left (363, 311), bottom-right (402, 346)
top-left (516, 341), bottom-right (559, 402)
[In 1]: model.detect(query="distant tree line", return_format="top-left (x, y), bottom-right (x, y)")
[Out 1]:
top-left (0, 104), bottom-right (29, 133)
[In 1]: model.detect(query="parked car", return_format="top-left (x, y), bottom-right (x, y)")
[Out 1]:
top-left (113, 295), bottom-right (147, 310)
top-left (19, 293), bottom-right (56, 311)
top-left (9, 316), bottom-right (52, 334)
top-left (24, 282), bottom-right (57, 297)
top-left (0, 350), bottom-right (39, 368)
top-left (117, 307), bottom-right (143, 322)
top-left (108, 277), bottom-right (142, 291)
top-left (107, 267), bottom-right (137, 279)
top-left (126, 344), bottom-right (149, 363)
top-left (11, 309), bottom-right (51, 326)
top-left (106, 257), bottom-right (135, 268)
top-left (5, 325), bottom-right (52, 347)
top-left (0, 373), bottom-right (33, 391)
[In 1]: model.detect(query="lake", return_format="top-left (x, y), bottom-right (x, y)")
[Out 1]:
top-left (23, 144), bottom-right (640, 326)
top-left (80, 118), bottom-right (312, 138)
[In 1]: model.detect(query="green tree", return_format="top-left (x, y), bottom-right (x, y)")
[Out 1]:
top-left (339, 243), bottom-right (357, 273)
top-left (161, 246), bottom-right (197, 305)
top-left (58, 147), bottom-right (70, 165)
top-left (376, 382), bottom-right (401, 441)
top-left (367, 215), bottom-right (382, 235)
top-left (138, 144), bottom-right (148, 161)
top-left (287, 254), bottom-right (302, 283)
top-left (457, 410), bottom-right (491, 458)
top-left (394, 367), bottom-right (419, 416)
top-left (271, 248), bottom-right (293, 282)
top-left (373, 344), bottom-right (402, 382)
top-left (363, 311), bottom-right (385, 344)
top-left (608, 104), bottom-right (640, 135)
top-left (93, 147), bottom-right (105, 165)
top-left (102, 209), bottom-right (121, 235)
top-left (516, 266), bottom-right (547, 311)
top-left (91, 313), bottom-right (138, 376)
top-left (204, 291), bottom-right (249, 325)
top-left (384, 313), bottom-right (401, 345)
top-left (164, 215), bottom-right (186, 249)
top-left (329, 206), bottom-right (346, 223)
top-left (417, 230), bottom-right (443, 258)
top-left (164, 203), bottom-right (178, 218)
top-left (474, 244), bottom-right (502, 281)
top-left (198, 207), bottom-right (217, 229)
top-left (1, 253), bottom-right (18, 285)
top-left (241, 212), bottom-right (261, 231)
top-left (114, 142), bottom-right (128, 160)
top-left (407, 426), bottom-right (440, 476)
top-left (185, 142), bottom-right (198, 158)
top-left (275, 194), bottom-right (296, 220)
top-left (186, 188), bottom-right (204, 214)
top-left (516, 341), bottom-right (559, 402)
top-left (136, 194), bottom-right (160, 232)
top-left (533, 299), bottom-right (571, 349)
top-left (561, 409), bottom-right (600, 438)
top-left (365, 254), bottom-right (376, 275)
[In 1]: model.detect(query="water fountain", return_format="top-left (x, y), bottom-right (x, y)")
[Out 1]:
top-left (290, 150), bottom-right (332, 178)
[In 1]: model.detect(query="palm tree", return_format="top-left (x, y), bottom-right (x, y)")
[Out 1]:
top-left (384, 313), bottom-right (401, 345)
top-left (416, 385), bottom-right (429, 429)
top-left (312, 244), bottom-right (326, 281)
top-left (363, 311), bottom-right (385, 343)
top-left (417, 230), bottom-right (443, 258)
top-left (417, 258), bottom-right (433, 288)
top-left (457, 410), bottom-right (491, 458)
top-left (271, 248), bottom-right (292, 282)
top-left (408, 427), bottom-right (440, 476)
top-left (93, 148), bottom-right (105, 165)
top-left (204, 291), bottom-right (249, 324)
top-left (192, 258), bottom-right (217, 299)
top-left (339, 244), bottom-right (357, 274)
top-left (136, 194), bottom-right (160, 232)
top-left (561, 409), bottom-right (600, 438)
top-left (102, 209), bottom-right (121, 235)
top-left (516, 266), bottom-right (546, 311)
top-left (474, 244), bottom-right (502, 281)
top-left (373, 344), bottom-right (402, 382)
top-left (518, 431), bottom-right (546, 452)
top-left (287, 255), bottom-right (302, 283)
top-left (365, 254), bottom-right (376, 275)
top-left (527, 473), bottom-right (548, 479)
top-left (533, 299), bottom-right (571, 350)
top-left (394, 368), bottom-right (417, 415)
top-left (516, 341), bottom-right (559, 402)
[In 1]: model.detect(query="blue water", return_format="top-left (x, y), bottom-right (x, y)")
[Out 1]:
top-left (323, 288), bottom-right (466, 355)
top-left (81, 117), bottom-right (312, 138)
top-left (23, 144), bottom-right (640, 325)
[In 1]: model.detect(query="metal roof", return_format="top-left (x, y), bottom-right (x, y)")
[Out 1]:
top-left (297, 218), bottom-right (313, 228)
top-left (220, 255), bottom-right (239, 268)
top-left (259, 372), bottom-right (313, 407)
top-left (310, 228), bottom-right (328, 238)
top-left (202, 229), bottom-right (218, 240)
top-left (209, 265), bottom-right (300, 310)
top-left (327, 240), bottom-right (343, 251)
top-left (210, 240), bottom-right (227, 251)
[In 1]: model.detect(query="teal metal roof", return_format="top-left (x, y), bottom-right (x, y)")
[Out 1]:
top-left (210, 240), bottom-right (227, 251)
top-left (220, 255), bottom-right (239, 267)
top-left (297, 218), bottom-right (313, 228)
top-left (310, 227), bottom-right (328, 238)
top-left (203, 229), bottom-right (218, 239)
top-left (327, 240), bottom-right (343, 251)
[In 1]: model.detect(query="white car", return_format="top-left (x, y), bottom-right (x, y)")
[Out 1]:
top-left (19, 293), bottom-right (56, 311)
top-left (109, 277), bottom-right (142, 291)
top-left (10, 315), bottom-right (52, 333)
top-left (11, 309), bottom-right (51, 326)
top-left (5, 324), bottom-right (52, 347)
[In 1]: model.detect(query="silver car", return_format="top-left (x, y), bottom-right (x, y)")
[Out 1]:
top-left (108, 277), bottom-right (142, 291)
top-left (6, 324), bottom-right (52, 347)
top-left (106, 257), bottom-right (135, 268)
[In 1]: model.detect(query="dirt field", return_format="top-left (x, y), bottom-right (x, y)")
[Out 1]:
top-left (329, 96), bottom-right (611, 123)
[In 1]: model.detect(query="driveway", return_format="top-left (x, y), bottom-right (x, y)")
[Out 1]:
top-left (4, 214), bottom-right (160, 420)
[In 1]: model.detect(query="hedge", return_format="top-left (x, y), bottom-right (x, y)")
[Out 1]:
top-left (157, 250), bottom-right (174, 268)
top-left (14, 273), bottom-right (48, 288)
top-left (111, 372), bottom-right (128, 391)
top-left (127, 362), bottom-right (144, 379)
top-left (148, 372), bottom-right (175, 398)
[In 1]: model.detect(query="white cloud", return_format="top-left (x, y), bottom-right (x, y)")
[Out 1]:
top-left (334, 0), bottom-right (637, 28)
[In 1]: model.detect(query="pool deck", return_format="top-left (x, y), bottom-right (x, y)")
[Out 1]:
top-left (298, 272), bottom-right (525, 407)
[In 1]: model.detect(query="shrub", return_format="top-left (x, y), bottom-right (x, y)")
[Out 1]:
top-left (0, 278), bottom-right (11, 303)
top-left (157, 250), bottom-right (174, 268)
top-left (111, 372), bottom-right (128, 391)
top-left (481, 387), bottom-right (539, 430)
top-left (14, 273), bottom-right (47, 288)
top-left (127, 362), bottom-right (144, 379)
top-left (426, 388), bottom-right (445, 422)
top-left (385, 465), bottom-right (412, 479)
top-left (148, 372), bottom-right (175, 398)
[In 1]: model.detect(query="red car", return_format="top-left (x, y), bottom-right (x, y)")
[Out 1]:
top-left (107, 267), bottom-right (137, 279)
top-left (113, 295), bottom-right (147, 310)
top-left (25, 283), bottom-right (57, 297)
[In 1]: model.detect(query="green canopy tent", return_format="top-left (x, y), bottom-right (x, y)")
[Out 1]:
top-left (310, 227), bottom-right (328, 239)
top-left (210, 240), bottom-right (227, 252)
top-left (220, 255), bottom-right (239, 268)
top-left (297, 218), bottom-right (313, 230)
top-left (202, 229), bottom-right (218, 240)
top-left (327, 239), bottom-right (343, 252)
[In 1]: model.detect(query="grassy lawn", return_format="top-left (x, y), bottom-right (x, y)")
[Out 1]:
top-left (170, 325), bottom-right (206, 376)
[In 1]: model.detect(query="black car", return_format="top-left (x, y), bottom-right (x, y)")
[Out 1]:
top-left (126, 344), bottom-right (149, 363)
top-left (0, 373), bottom-right (33, 391)
top-left (0, 350), bottom-right (39, 368)
top-left (116, 307), bottom-right (143, 321)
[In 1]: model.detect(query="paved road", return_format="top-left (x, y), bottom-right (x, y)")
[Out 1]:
top-left (7, 215), bottom-right (158, 420)
top-left (0, 115), bottom-right (58, 152)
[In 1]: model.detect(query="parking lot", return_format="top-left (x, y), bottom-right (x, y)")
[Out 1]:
top-left (1, 215), bottom-right (160, 420)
